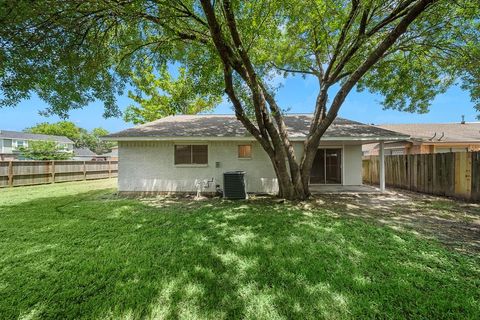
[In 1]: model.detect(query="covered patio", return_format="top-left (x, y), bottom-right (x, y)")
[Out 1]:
top-left (309, 140), bottom-right (402, 194)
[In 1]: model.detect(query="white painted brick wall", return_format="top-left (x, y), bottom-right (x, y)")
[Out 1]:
top-left (118, 140), bottom-right (362, 193)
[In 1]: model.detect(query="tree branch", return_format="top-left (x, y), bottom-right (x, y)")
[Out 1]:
top-left (326, 0), bottom-right (418, 85)
top-left (270, 63), bottom-right (318, 76)
top-left (315, 0), bottom-right (438, 141)
top-left (366, 0), bottom-right (417, 36)
top-left (223, 66), bottom-right (274, 155)
top-left (323, 0), bottom-right (360, 84)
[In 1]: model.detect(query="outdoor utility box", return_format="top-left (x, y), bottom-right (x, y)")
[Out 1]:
top-left (223, 171), bottom-right (247, 199)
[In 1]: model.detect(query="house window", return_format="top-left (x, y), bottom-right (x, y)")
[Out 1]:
top-left (3, 139), bottom-right (12, 148)
top-left (238, 145), bottom-right (252, 159)
top-left (58, 143), bottom-right (69, 150)
top-left (15, 140), bottom-right (26, 149)
top-left (174, 145), bottom-right (208, 165)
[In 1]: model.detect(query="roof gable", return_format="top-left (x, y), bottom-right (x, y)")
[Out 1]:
top-left (73, 147), bottom-right (97, 157)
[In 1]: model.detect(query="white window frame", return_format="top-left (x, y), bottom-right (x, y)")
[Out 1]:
top-left (13, 139), bottom-right (27, 149)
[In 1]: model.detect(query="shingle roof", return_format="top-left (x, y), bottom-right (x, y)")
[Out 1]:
top-left (106, 114), bottom-right (407, 140)
top-left (99, 147), bottom-right (118, 157)
top-left (74, 147), bottom-right (97, 157)
top-left (377, 122), bottom-right (480, 142)
top-left (0, 130), bottom-right (73, 143)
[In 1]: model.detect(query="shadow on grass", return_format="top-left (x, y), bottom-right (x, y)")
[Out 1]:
top-left (0, 190), bottom-right (479, 319)
top-left (313, 193), bottom-right (480, 255)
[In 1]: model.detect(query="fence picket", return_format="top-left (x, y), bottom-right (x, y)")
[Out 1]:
top-left (0, 161), bottom-right (118, 188)
top-left (362, 152), bottom-right (478, 201)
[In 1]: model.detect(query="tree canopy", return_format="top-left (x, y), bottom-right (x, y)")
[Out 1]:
top-left (1, 0), bottom-right (479, 198)
top-left (0, 0), bottom-right (478, 117)
top-left (124, 65), bottom-right (221, 124)
top-left (26, 121), bottom-right (116, 154)
top-left (26, 121), bottom-right (83, 143)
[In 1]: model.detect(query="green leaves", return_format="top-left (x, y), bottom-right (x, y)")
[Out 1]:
top-left (124, 64), bottom-right (222, 124)
top-left (27, 121), bottom-right (82, 142)
top-left (0, 0), bottom-right (478, 119)
top-left (26, 121), bottom-right (115, 154)
top-left (18, 141), bottom-right (73, 160)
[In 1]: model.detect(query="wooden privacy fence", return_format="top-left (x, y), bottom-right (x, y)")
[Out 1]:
top-left (363, 152), bottom-right (480, 201)
top-left (0, 161), bottom-right (118, 188)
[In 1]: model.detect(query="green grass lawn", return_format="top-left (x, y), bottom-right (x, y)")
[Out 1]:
top-left (0, 180), bottom-right (479, 319)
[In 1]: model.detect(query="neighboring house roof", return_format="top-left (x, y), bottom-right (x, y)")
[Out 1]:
top-left (362, 143), bottom-right (381, 153)
top-left (99, 146), bottom-right (118, 158)
top-left (73, 147), bottom-right (97, 157)
top-left (105, 114), bottom-right (408, 141)
top-left (0, 130), bottom-right (73, 143)
top-left (362, 141), bottom-right (411, 155)
top-left (377, 122), bottom-right (480, 143)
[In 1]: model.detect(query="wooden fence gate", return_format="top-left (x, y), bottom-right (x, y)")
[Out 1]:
top-left (363, 152), bottom-right (479, 201)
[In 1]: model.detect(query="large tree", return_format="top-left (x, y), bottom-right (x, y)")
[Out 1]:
top-left (1, 0), bottom-right (478, 199)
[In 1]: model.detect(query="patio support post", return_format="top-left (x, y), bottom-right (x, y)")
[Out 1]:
top-left (379, 141), bottom-right (386, 192)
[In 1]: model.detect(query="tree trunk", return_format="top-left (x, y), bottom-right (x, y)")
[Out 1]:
top-left (263, 148), bottom-right (311, 200)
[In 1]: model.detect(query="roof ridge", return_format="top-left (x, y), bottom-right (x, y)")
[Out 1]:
top-left (106, 114), bottom-right (409, 140)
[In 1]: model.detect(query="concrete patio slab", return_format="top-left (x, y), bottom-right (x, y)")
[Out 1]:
top-left (309, 185), bottom-right (381, 194)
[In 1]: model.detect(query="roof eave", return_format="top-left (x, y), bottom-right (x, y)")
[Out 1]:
top-left (102, 135), bottom-right (409, 142)
top-left (0, 136), bottom-right (74, 143)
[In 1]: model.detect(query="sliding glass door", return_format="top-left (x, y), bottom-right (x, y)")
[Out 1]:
top-left (309, 148), bottom-right (342, 184)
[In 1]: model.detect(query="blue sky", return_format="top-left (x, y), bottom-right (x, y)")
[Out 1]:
top-left (0, 74), bottom-right (477, 133)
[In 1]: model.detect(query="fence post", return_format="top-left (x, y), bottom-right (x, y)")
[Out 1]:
top-left (379, 141), bottom-right (385, 192)
top-left (367, 157), bottom-right (371, 185)
top-left (83, 161), bottom-right (87, 181)
top-left (108, 160), bottom-right (112, 178)
top-left (466, 152), bottom-right (472, 199)
top-left (8, 161), bottom-right (13, 187)
top-left (432, 153), bottom-right (436, 194)
top-left (51, 160), bottom-right (55, 183)
top-left (370, 156), bottom-right (374, 185)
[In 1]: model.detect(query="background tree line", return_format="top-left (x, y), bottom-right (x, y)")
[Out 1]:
top-left (17, 122), bottom-right (116, 160)
top-left (26, 121), bottom-right (116, 155)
